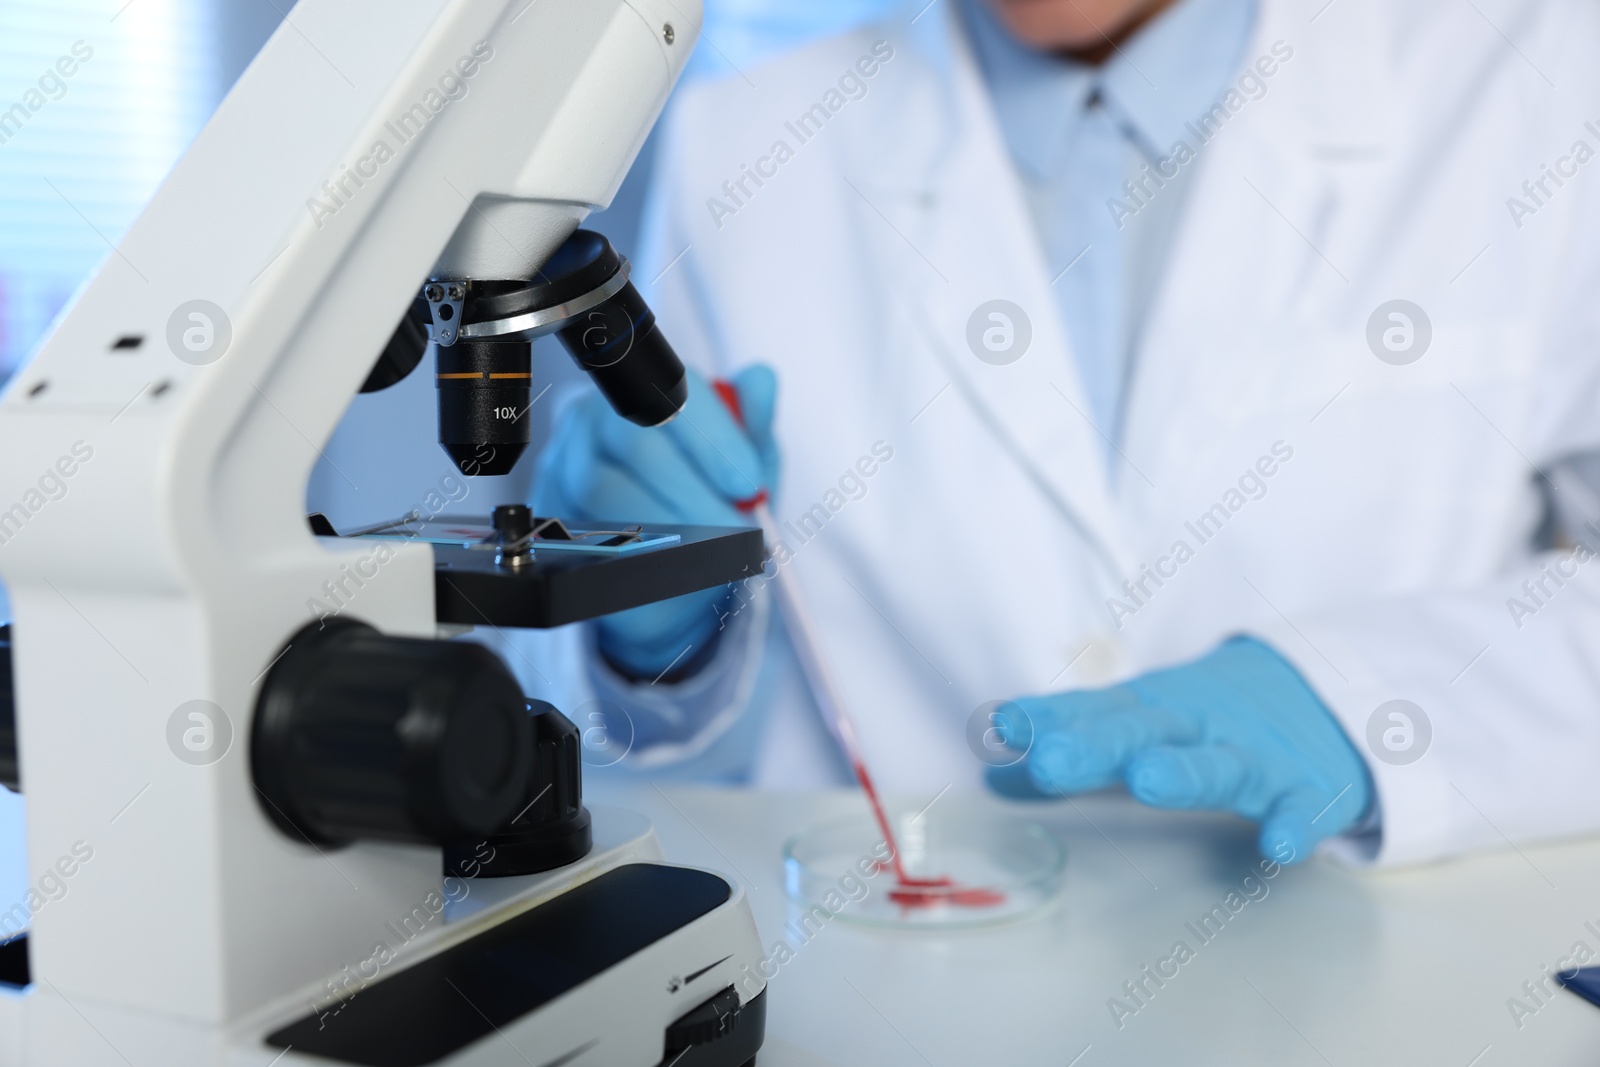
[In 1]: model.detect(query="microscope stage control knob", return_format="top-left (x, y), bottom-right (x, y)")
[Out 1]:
top-left (251, 619), bottom-right (533, 847)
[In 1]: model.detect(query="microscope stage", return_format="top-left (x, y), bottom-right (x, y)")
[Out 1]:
top-left (327, 519), bottom-right (764, 629)
top-left (434, 523), bottom-right (762, 629)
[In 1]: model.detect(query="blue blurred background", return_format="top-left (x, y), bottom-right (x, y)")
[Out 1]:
top-left (0, 0), bottom-right (898, 926)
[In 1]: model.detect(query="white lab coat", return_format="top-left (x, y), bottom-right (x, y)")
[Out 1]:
top-left (586, 0), bottom-right (1600, 867)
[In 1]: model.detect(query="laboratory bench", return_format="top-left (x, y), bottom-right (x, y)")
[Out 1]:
top-left (591, 784), bottom-right (1600, 1067)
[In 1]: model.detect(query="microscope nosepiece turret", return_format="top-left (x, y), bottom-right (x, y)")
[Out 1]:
top-left (368, 230), bottom-right (688, 478)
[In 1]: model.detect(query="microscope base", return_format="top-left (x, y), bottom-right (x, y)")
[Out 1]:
top-left (250, 806), bottom-right (766, 1067)
top-left (2, 811), bottom-right (766, 1067)
top-left (249, 808), bottom-right (765, 1067)
top-left (265, 865), bottom-right (765, 1066)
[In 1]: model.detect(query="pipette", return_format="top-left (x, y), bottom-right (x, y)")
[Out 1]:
top-left (712, 380), bottom-right (999, 908)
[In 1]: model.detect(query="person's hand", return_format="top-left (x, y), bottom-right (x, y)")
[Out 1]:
top-left (535, 364), bottom-right (778, 678)
top-left (987, 637), bottom-right (1372, 862)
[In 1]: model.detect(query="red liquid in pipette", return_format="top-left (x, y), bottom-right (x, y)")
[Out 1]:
top-left (851, 759), bottom-right (1005, 911)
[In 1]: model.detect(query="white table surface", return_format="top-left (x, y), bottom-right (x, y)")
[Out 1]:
top-left (589, 783), bottom-right (1600, 1067)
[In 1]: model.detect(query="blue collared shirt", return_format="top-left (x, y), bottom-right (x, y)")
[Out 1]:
top-left (961, 0), bottom-right (1258, 455)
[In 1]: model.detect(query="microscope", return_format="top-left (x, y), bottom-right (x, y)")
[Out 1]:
top-left (0, 1), bottom-right (767, 1064)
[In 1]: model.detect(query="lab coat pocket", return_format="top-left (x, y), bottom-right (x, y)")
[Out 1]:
top-left (1242, 313), bottom-right (1538, 418)
top-left (1256, 316), bottom-right (1542, 589)
top-left (1341, 314), bottom-right (1537, 398)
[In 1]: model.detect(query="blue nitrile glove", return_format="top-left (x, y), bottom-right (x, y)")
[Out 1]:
top-left (534, 364), bottom-right (779, 678)
top-left (987, 637), bottom-right (1373, 863)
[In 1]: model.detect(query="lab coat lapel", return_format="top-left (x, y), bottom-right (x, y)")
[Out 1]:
top-left (850, 3), bottom-right (1135, 580)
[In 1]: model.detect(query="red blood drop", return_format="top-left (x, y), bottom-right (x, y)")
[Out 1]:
top-left (851, 759), bottom-right (1003, 911)
top-left (887, 884), bottom-right (1007, 910)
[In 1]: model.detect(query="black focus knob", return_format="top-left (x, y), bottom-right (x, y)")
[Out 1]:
top-left (252, 619), bottom-right (532, 846)
top-left (665, 987), bottom-right (744, 1057)
top-left (444, 701), bottom-right (591, 877)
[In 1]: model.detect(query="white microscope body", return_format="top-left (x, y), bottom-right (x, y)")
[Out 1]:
top-left (0, 1), bottom-right (765, 1064)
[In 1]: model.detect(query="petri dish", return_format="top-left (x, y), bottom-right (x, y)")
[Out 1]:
top-left (783, 806), bottom-right (1066, 929)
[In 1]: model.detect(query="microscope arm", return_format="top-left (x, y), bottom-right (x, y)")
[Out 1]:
top-left (0, 0), bottom-right (703, 1034)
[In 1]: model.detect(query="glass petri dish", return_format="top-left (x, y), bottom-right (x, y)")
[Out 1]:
top-left (783, 806), bottom-right (1066, 929)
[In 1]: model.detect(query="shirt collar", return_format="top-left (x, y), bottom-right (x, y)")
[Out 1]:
top-left (960, 0), bottom-right (1259, 179)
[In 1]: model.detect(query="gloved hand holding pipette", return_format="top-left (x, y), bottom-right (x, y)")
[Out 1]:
top-left (534, 364), bottom-right (778, 678)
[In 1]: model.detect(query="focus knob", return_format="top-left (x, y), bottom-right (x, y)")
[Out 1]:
top-left (665, 987), bottom-right (744, 1058)
top-left (252, 619), bottom-right (532, 846)
top-left (444, 700), bottom-right (591, 877)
